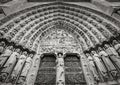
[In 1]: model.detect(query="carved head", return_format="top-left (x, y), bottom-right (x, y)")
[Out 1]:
top-left (16, 48), bottom-right (20, 53)
top-left (9, 45), bottom-right (13, 50)
top-left (85, 53), bottom-right (90, 57)
top-left (0, 41), bottom-right (5, 46)
top-left (91, 50), bottom-right (96, 55)
top-left (58, 52), bottom-right (63, 58)
top-left (104, 44), bottom-right (109, 48)
top-left (113, 40), bottom-right (118, 45)
top-left (29, 54), bottom-right (34, 58)
top-left (23, 51), bottom-right (28, 56)
top-left (98, 47), bottom-right (102, 51)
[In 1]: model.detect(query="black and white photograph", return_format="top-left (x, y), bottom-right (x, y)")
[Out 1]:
top-left (0, 0), bottom-right (120, 85)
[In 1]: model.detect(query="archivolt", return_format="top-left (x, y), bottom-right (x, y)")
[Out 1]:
top-left (0, 2), bottom-right (120, 53)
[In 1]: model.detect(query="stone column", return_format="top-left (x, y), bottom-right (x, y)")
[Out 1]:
top-left (56, 53), bottom-right (65, 85)
top-left (25, 54), bottom-right (41, 85)
top-left (80, 53), bottom-right (96, 85)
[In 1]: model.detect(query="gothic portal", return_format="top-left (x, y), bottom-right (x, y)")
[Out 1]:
top-left (0, 1), bottom-right (120, 85)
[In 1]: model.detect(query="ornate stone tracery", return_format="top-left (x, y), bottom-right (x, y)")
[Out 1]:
top-left (0, 2), bottom-right (120, 85)
top-left (0, 2), bottom-right (119, 52)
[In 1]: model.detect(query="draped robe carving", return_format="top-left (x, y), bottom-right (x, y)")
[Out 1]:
top-left (11, 53), bottom-right (27, 80)
top-left (0, 49), bottom-right (20, 82)
top-left (92, 52), bottom-right (108, 80)
top-left (17, 55), bottom-right (33, 85)
top-left (26, 54), bottom-right (40, 85)
top-left (20, 56), bottom-right (33, 77)
top-left (0, 46), bottom-right (13, 68)
top-left (87, 54), bottom-right (99, 81)
top-left (105, 46), bottom-right (120, 70)
top-left (98, 50), bottom-right (117, 78)
top-left (56, 53), bottom-right (65, 85)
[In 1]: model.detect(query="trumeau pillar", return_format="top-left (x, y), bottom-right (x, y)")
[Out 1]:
top-left (91, 0), bottom-right (114, 15)
top-left (25, 54), bottom-right (41, 85)
top-left (80, 53), bottom-right (96, 85)
top-left (56, 53), bottom-right (65, 85)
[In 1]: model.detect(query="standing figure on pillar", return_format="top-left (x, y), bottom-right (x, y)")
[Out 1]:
top-left (26, 54), bottom-right (40, 85)
top-left (105, 44), bottom-right (120, 72)
top-left (0, 45), bottom-right (13, 69)
top-left (86, 53), bottom-right (100, 82)
top-left (56, 53), bottom-right (65, 85)
top-left (0, 41), bottom-right (6, 55)
top-left (18, 53), bottom-right (34, 85)
top-left (0, 47), bottom-right (20, 82)
top-left (91, 50), bottom-right (108, 81)
top-left (10, 51), bottom-right (28, 82)
top-left (98, 47), bottom-right (117, 79)
top-left (112, 40), bottom-right (120, 55)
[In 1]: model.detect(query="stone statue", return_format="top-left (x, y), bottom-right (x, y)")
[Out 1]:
top-left (0, 41), bottom-right (6, 55)
top-left (26, 54), bottom-right (40, 85)
top-left (112, 40), bottom-right (120, 55)
top-left (86, 53), bottom-right (99, 81)
top-left (56, 53), bottom-right (64, 67)
top-left (91, 51), bottom-right (108, 80)
top-left (11, 51), bottom-right (28, 80)
top-left (105, 44), bottom-right (120, 70)
top-left (21, 53), bottom-right (33, 77)
top-left (17, 54), bottom-right (34, 85)
top-left (98, 47), bottom-right (117, 78)
top-left (0, 45), bottom-right (13, 68)
top-left (0, 48), bottom-right (20, 82)
top-left (56, 53), bottom-right (65, 85)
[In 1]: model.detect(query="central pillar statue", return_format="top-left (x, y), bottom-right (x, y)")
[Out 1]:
top-left (56, 53), bottom-right (65, 85)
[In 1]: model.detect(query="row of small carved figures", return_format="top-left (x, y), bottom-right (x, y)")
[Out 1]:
top-left (0, 38), bottom-right (36, 84)
top-left (0, 3), bottom-right (117, 35)
top-left (0, 9), bottom-right (104, 33)
top-left (83, 38), bottom-right (120, 83)
top-left (0, 1), bottom-right (117, 27)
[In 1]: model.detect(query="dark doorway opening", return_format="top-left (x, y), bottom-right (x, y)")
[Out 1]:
top-left (34, 53), bottom-right (56, 85)
top-left (64, 53), bottom-right (87, 85)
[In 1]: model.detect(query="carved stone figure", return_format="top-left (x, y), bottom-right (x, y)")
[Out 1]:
top-left (112, 40), bottom-right (120, 55)
top-left (0, 41), bottom-right (6, 55)
top-left (0, 48), bottom-right (20, 82)
top-left (98, 47), bottom-right (117, 78)
top-left (56, 53), bottom-right (65, 85)
top-left (11, 51), bottom-right (27, 80)
top-left (17, 54), bottom-right (34, 84)
top-left (0, 45), bottom-right (13, 68)
top-left (105, 44), bottom-right (120, 70)
top-left (21, 53), bottom-right (33, 77)
top-left (91, 51), bottom-right (108, 80)
top-left (26, 54), bottom-right (40, 85)
top-left (86, 53), bottom-right (99, 81)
